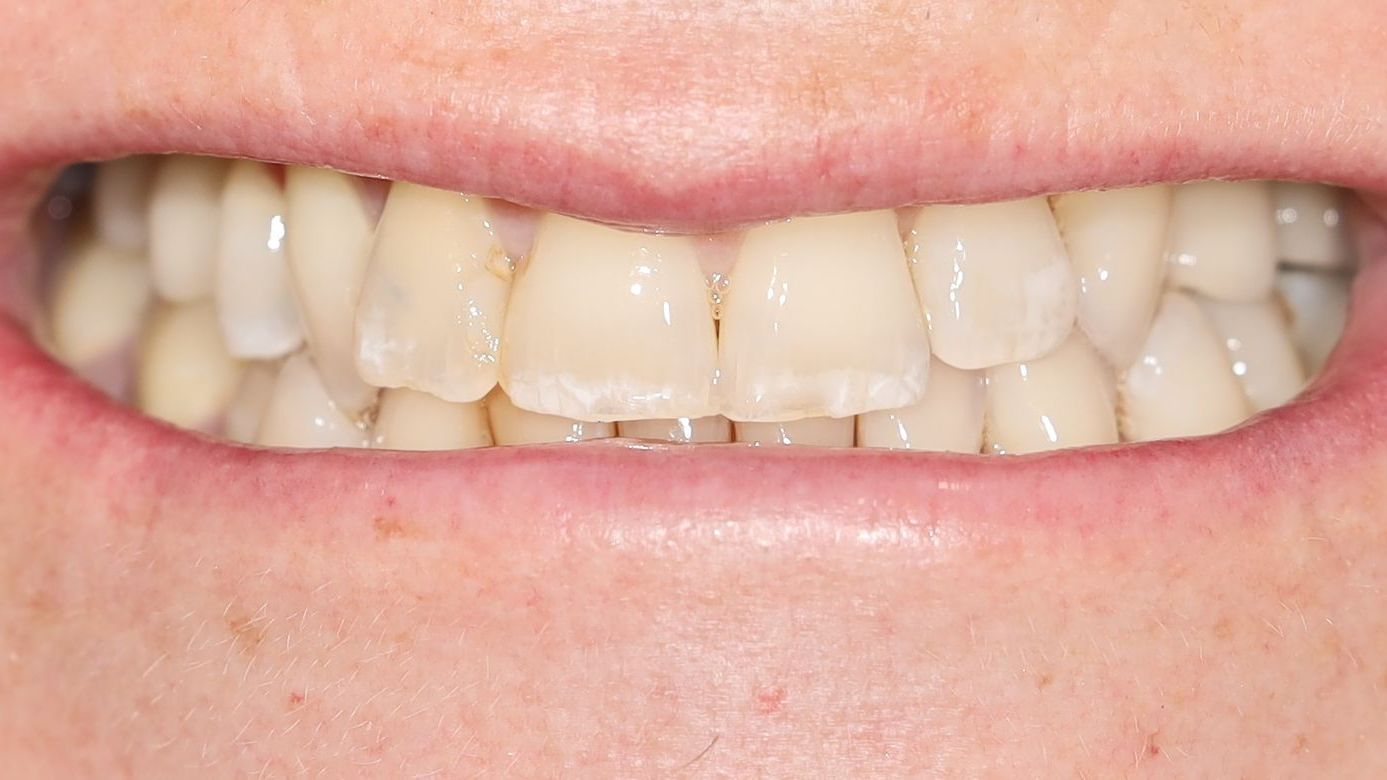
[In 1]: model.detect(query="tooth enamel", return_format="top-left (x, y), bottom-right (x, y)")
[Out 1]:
top-left (372, 388), bottom-right (493, 451)
top-left (214, 160), bottom-right (303, 359)
top-left (136, 302), bottom-right (244, 432)
top-left (1272, 182), bottom-right (1351, 270)
top-left (486, 390), bottom-right (615, 445)
top-left (500, 215), bottom-right (718, 420)
top-left (1051, 186), bottom-right (1171, 367)
top-left (734, 417), bottom-right (855, 447)
top-left (148, 156), bottom-right (229, 302)
top-left (223, 361), bottom-right (280, 444)
top-left (856, 357), bottom-right (986, 452)
top-left (1118, 292), bottom-right (1249, 441)
top-left (91, 157), bottom-right (154, 252)
top-left (983, 334), bottom-right (1118, 454)
top-left (255, 353), bottom-right (369, 448)
top-left (1275, 270), bottom-right (1351, 375)
top-left (718, 210), bottom-right (931, 421)
top-left (1199, 299), bottom-right (1307, 412)
top-left (908, 197), bottom-right (1078, 370)
top-left (618, 416), bottom-right (733, 443)
top-left (355, 183), bottom-right (511, 403)
top-left (284, 165), bottom-right (378, 414)
top-left (1165, 181), bottom-right (1277, 302)
top-left (47, 241), bottom-right (152, 382)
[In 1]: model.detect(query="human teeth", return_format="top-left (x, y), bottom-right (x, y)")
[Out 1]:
top-left (1199, 299), bottom-right (1306, 412)
top-left (1272, 182), bottom-right (1351, 270)
top-left (255, 353), bottom-right (368, 448)
top-left (47, 241), bottom-right (152, 392)
top-left (355, 183), bottom-right (511, 403)
top-left (223, 361), bottom-right (280, 444)
top-left (148, 156), bottom-right (229, 302)
top-left (135, 302), bottom-right (244, 432)
top-left (618, 416), bottom-right (732, 443)
top-left (908, 198), bottom-right (1077, 370)
top-left (1165, 181), bottom-right (1277, 302)
top-left (983, 334), bottom-right (1118, 454)
top-left (91, 157), bottom-right (154, 252)
top-left (1118, 292), bottom-right (1249, 441)
top-left (215, 160), bottom-right (303, 359)
top-left (284, 165), bottom-right (377, 415)
top-left (1051, 186), bottom-right (1171, 367)
top-left (856, 358), bottom-right (985, 452)
top-left (734, 417), bottom-right (855, 447)
top-left (486, 391), bottom-right (615, 445)
top-left (718, 210), bottom-right (931, 421)
top-left (372, 388), bottom-right (492, 451)
top-left (1275, 270), bottom-right (1351, 375)
top-left (500, 215), bottom-right (717, 420)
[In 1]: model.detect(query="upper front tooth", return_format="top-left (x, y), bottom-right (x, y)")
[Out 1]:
top-left (983, 334), bottom-right (1118, 455)
top-left (1165, 181), bottom-right (1277, 302)
top-left (1272, 182), bottom-right (1351, 270)
top-left (1051, 186), bottom-right (1171, 368)
top-left (1200, 299), bottom-right (1306, 411)
top-left (486, 390), bottom-right (615, 445)
top-left (355, 183), bottom-right (511, 403)
top-left (717, 210), bottom-right (931, 421)
top-left (148, 156), bottom-right (229, 302)
top-left (908, 197), bottom-right (1078, 370)
top-left (255, 353), bottom-right (369, 448)
top-left (47, 241), bottom-right (152, 393)
top-left (136, 301), bottom-right (244, 432)
top-left (215, 160), bottom-right (303, 359)
top-left (500, 215), bottom-right (717, 421)
top-left (91, 157), bottom-right (155, 253)
top-left (372, 388), bottom-right (493, 451)
top-left (1276, 269), bottom-right (1351, 375)
top-left (856, 357), bottom-right (985, 452)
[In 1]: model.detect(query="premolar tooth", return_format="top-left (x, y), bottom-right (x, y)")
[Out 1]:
top-left (1119, 292), bottom-right (1249, 441)
top-left (983, 334), bottom-right (1118, 455)
top-left (1165, 181), bottom-right (1277, 302)
top-left (1272, 183), bottom-right (1351, 270)
top-left (618, 416), bottom-right (732, 443)
top-left (148, 156), bottom-right (229, 302)
top-left (1051, 186), bottom-right (1171, 367)
top-left (486, 391), bottom-right (615, 445)
top-left (355, 183), bottom-right (510, 403)
top-left (908, 198), bottom-right (1078, 370)
top-left (224, 361), bottom-right (280, 444)
top-left (1276, 270), bottom-right (1351, 375)
top-left (91, 157), bottom-right (154, 252)
top-left (255, 353), bottom-right (369, 448)
top-left (215, 161), bottom-right (303, 359)
top-left (500, 215), bottom-right (717, 420)
top-left (47, 241), bottom-right (152, 394)
top-left (734, 417), bottom-right (855, 447)
top-left (856, 357), bottom-right (985, 452)
top-left (1199, 299), bottom-right (1306, 411)
top-left (718, 210), bottom-right (931, 421)
top-left (136, 302), bottom-right (244, 432)
top-left (373, 388), bottom-right (492, 451)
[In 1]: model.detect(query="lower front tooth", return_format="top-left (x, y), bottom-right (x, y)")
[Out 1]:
top-left (47, 241), bottom-right (152, 394)
top-left (983, 334), bottom-right (1118, 455)
top-left (224, 361), bottom-right (281, 444)
top-left (486, 391), bottom-right (615, 446)
top-left (617, 416), bottom-right (732, 443)
top-left (373, 388), bottom-right (493, 451)
top-left (1272, 182), bottom-right (1351, 270)
top-left (148, 155), bottom-right (229, 302)
top-left (255, 353), bottom-right (369, 448)
top-left (1276, 270), bottom-right (1351, 375)
top-left (91, 157), bottom-right (154, 253)
top-left (1165, 181), bottom-right (1277, 302)
top-left (215, 161), bottom-right (303, 359)
top-left (1199, 299), bottom-right (1306, 411)
top-left (734, 417), bottom-right (855, 447)
top-left (856, 357), bottom-right (985, 452)
top-left (136, 302), bottom-right (244, 432)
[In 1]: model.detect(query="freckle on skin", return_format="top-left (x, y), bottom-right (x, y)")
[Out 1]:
top-left (372, 516), bottom-right (410, 541)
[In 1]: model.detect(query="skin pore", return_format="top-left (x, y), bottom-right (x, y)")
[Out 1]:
top-left (3, 1), bottom-right (1387, 775)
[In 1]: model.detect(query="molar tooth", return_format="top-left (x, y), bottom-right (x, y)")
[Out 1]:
top-left (500, 215), bottom-right (717, 420)
top-left (148, 156), bottom-right (229, 302)
top-left (618, 416), bottom-right (732, 443)
top-left (908, 198), bottom-right (1078, 370)
top-left (224, 361), bottom-right (281, 444)
top-left (718, 210), bottom-right (931, 421)
top-left (1165, 181), bottom-right (1277, 302)
top-left (1199, 299), bottom-right (1305, 411)
top-left (1051, 186), bottom-right (1171, 367)
top-left (1118, 292), bottom-right (1249, 441)
top-left (136, 302), bottom-right (244, 432)
top-left (215, 160), bottom-right (303, 359)
top-left (856, 358), bottom-right (985, 452)
top-left (373, 388), bottom-right (492, 451)
top-left (255, 353), bottom-right (369, 448)
top-left (734, 417), bottom-right (855, 447)
top-left (983, 334), bottom-right (1118, 455)
top-left (1272, 183), bottom-right (1351, 270)
top-left (91, 157), bottom-right (155, 252)
top-left (355, 183), bottom-right (510, 403)
top-left (1275, 270), bottom-right (1351, 375)
top-left (486, 391), bottom-right (615, 445)
top-left (47, 241), bottom-right (152, 394)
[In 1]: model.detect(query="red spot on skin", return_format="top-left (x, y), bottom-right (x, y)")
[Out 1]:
top-left (287, 691), bottom-right (304, 709)
top-left (753, 684), bottom-right (787, 716)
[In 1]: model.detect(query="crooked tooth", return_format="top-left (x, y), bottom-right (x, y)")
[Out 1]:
top-left (734, 417), bottom-right (855, 447)
top-left (718, 210), bottom-right (930, 421)
top-left (500, 215), bottom-right (717, 420)
top-left (1051, 186), bottom-right (1171, 367)
top-left (215, 160), bottom-right (303, 359)
top-left (373, 388), bottom-right (492, 451)
top-left (47, 241), bottom-right (152, 393)
top-left (255, 353), bottom-right (369, 448)
top-left (486, 391), bottom-right (615, 445)
top-left (91, 157), bottom-right (154, 252)
top-left (618, 416), bottom-right (732, 443)
top-left (908, 198), bottom-right (1077, 370)
top-left (285, 165), bottom-right (378, 414)
top-left (1272, 183), bottom-right (1351, 270)
top-left (1165, 181), bottom-right (1277, 302)
top-left (1199, 299), bottom-right (1306, 412)
top-left (1118, 292), bottom-right (1249, 441)
top-left (983, 334), bottom-right (1118, 454)
top-left (355, 183), bottom-right (510, 403)
top-left (856, 358), bottom-right (985, 452)
top-left (136, 302), bottom-right (244, 432)
top-left (224, 361), bottom-right (280, 444)
top-left (148, 156), bottom-right (228, 302)
top-left (1275, 270), bottom-right (1351, 375)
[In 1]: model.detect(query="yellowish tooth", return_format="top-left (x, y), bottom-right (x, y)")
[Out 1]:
top-left (223, 361), bottom-right (281, 444)
top-left (47, 241), bottom-right (151, 375)
top-left (1119, 292), bottom-right (1249, 441)
top-left (500, 215), bottom-right (717, 421)
top-left (618, 416), bottom-right (732, 443)
top-left (1275, 270), bottom-right (1351, 375)
top-left (718, 210), bottom-right (931, 421)
top-left (1199, 299), bottom-right (1306, 411)
top-left (1165, 181), bottom-right (1277, 302)
top-left (983, 334), bottom-right (1118, 455)
top-left (148, 156), bottom-right (229, 302)
top-left (908, 197), bottom-right (1077, 370)
top-left (486, 391), bottom-right (615, 445)
top-left (856, 357), bottom-right (985, 452)
top-left (1051, 186), bottom-right (1171, 367)
top-left (1272, 182), bottom-right (1351, 270)
top-left (91, 157), bottom-right (155, 252)
top-left (734, 417), bottom-right (855, 447)
top-left (255, 353), bottom-right (369, 448)
top-left (372, 388), bottom-right (492, 451)
top-left (355, 183), bottom-right (510, 403)
top-left (136, 302), bottom-right (244, 432)
top-left (215, 161), bottom-right (303, 359)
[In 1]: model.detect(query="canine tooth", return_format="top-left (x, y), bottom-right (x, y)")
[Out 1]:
top-left (1165, 181), bottom-right (1277, 302)
top-left (224, 361), bottom-right (280, 444)
top-left (215, 161), bottom-right (303, 359)
top-left (1276, 270), bottom-right (1351, 375)
top-left (1199, 299), bottom-right (1305, 411)
top-left (501, 215), bottom-right (717, 420)
top-left (1051, 186), bottom-right (1171, 367)
top-left (983, 334), bottom-right (1118, 454)
top-left (618, 416), bottom-right (732, 443)
top-left (285, 166), bottom-right (378, 414)
top-left (1272, 183), bottom-right (1351, 270)
top-left (486, 391), bottom-right (615, 445)
top-left (47, 241), bottom-right (151, 379)
top-left (1119, 292), bottom-right (1249, 441)
top-left (136, 302), bottom-right (244, 432)
top-left (734, 417), bottom-right (855, 447)
top-left (718, 210), bottom-right (931, 421)
top-left (908, 198), bottom-right (1077, 370)
top-left (255, 353), bottom-right (368, 448)
top-left (148, 156), bottom-right (228, 302)
top-left (355, 183), bottom-right (510, 403)
top-left (856, 358), bottom-right (986, 452)
top-left (373, 388), bottom-right (492, 451)
top-left (91, 157), bottom-right (154, 252)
